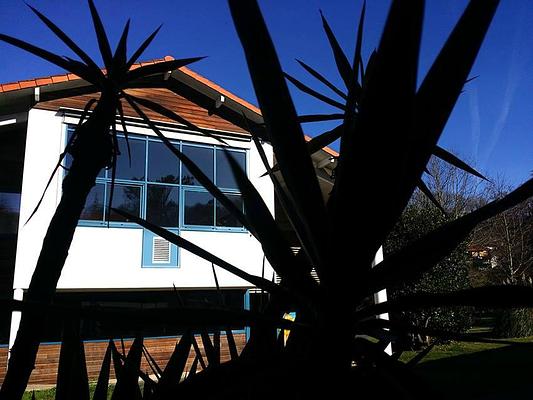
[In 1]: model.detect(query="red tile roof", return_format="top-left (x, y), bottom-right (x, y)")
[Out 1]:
top-left (0, 55), bottom-right (339, 157)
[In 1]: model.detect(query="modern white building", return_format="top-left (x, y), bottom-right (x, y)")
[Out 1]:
top-left (0, 56), bottom-right (337, 382)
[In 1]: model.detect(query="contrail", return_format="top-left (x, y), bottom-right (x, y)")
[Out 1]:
top-left (468, 86), bottom-right (481, 165)
top-left (481, 3), bottom-right (530, 168)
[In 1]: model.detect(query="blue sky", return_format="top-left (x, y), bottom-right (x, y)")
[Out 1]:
top-left (0, 0), bottom-right (531, 186)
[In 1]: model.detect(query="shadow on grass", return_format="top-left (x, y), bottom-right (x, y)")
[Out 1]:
top-left (413, 343), bottom-right (533, 400)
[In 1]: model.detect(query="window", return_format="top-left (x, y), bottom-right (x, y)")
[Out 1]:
top-left (181, 145), bottom-right (213, 186)
top-left (216, 149), bottom-right (246, 190)
top-left (72, 126), bottom-right (247, 232)
top-left (184, 190), bottom-right (214, 226)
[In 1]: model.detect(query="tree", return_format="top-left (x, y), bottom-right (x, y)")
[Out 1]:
top-left (471, 186), bottom-right (533, 284)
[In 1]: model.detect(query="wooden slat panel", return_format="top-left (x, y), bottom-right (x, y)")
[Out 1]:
top-left (35, 88), bottom-right (248, 134)
top-left (0, 334), bottom-right (246, 386)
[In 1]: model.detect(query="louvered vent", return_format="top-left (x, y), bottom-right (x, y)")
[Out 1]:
top-left (152, 237), bottom-right (171, 263)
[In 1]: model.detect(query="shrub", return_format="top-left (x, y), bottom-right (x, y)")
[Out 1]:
top-left (386, 203), bottom-right (473, 348)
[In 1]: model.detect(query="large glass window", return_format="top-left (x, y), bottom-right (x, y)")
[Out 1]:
top-left (216, 149), bottom-right (246, 190)
top-left (184, 191), bottom-right (214, 226)
top-left (73, 126), bottom-right (247, 232)
top-left (181, 145), bottom-right (213, 186)
top-left (148, 141), bottom-right (179, 184)
top-left (107, 184), bottom-right (142, 222)
top-left (216, 195), bottom-right (244, 228)
top-left (114, 137), bottom-right (145, 181)
top-left (146, 185), bottom-right (179, 227)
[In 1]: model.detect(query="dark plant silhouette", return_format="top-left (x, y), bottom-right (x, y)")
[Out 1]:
top-left (0, 0), bottom-right (206, 397)
top-left (3, 0), bottom-right (533, 399)
top-left (109, 0), bottom-right (533, 398)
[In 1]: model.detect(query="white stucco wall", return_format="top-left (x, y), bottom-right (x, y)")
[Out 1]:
top-left (13, 109), bottom-right (274, 291)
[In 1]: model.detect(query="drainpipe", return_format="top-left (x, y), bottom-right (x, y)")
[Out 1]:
top-left (372, 247), bottom-right (392, 355)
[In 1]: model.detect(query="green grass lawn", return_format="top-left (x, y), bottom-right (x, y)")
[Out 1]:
top-left (400, 337), bottom-right (533, 400)
top-left (24, 384), bottom-right (115, 400)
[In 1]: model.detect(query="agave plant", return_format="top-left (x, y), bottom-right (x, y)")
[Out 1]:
top-left (0, 1), bottom-right (208, 398)
top-left (110, 0), bottom-right (533, 398)
top-left (4, 0), bottom-right (533, 398)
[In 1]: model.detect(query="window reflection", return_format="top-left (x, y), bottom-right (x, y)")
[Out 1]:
top-left (148, 141), bottom-right (179, 184)
top-left (216, 194), bottom-right (244, 228)
top-left (181, 145), bottom-right (213, 186)
top-left (107, 184), bottom-right (141, 222)
top-left (80, 184), bottom-right (105, 221)
top-left (184, 191), bottom-right (214, 226)
top-left (216, 149), bottom-right (245, 189)
top-left (146, 185), bottom-right (179, 227)
top-left (114, 137), bottom-right (145, 181)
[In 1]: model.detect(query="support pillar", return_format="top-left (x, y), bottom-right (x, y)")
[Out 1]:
top-left (8, 288), bottom-right (23, 362)
top-left (372, 247), bottom-right (392, 355)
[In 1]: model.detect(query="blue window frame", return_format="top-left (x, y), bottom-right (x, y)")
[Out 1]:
top-left (66, 125), bottom-right (248, 267)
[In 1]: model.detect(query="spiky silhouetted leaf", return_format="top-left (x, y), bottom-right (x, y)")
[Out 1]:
top-left (191, 337), bottom-right (207, 371)
top-left (405, 340), bottom-right (438, 367)
top-left (331, 0), bottom-right (424, 269)
top-left (125, 57), bottom-right (205, 83)
top-left (417, 178), bottom-right (447, 215)
top-left (188, 356), bottom-right (199, 377)
top-left (116, 102), bottom-right (132, 166)
top-left (26, 3), bottom-right (104, 84)
top-left (368, 178), bottom-right (533, 294)
top-left (224, 149), bottom-right (316, 291)
top-left (214, 331), bottom-right (221, 364)
top-left (351, 1), bottom-right (366, 92)
top-left (296, 59), bottom-right (347, 100)
top-left (126, 25), bottom-right (162, 70)
top-left (110, 340), bottom-right (123, 383)
top-left (153, 332), bottom-right (192, 399)
top-left (366, 286), bottom-right (533, 317)
top-left (434, 145), bottom-right (488, 180)
top-left (201, 331), bottom-right (219, 367)
top-left (142, 345), bottom-right (162, 379)
top-left (0, 33), bottom-right (96, 83)
top-left (55, 319), bottom-right (89, 400)
top-left (25, 98), bottom-right (97, 224)
top-left (113, 19), bottom-right (130, 75)
top-left (111, 337), bottom-right (143, 400)
top-left (229, 0), bottom-right (329, 281)
top-left (284, 72), bottom-right (346, 110)
top-left (92, 341), bottom-right (112, 400)
top-left (226, 329), bottom-right (239, 360)
top-left (88, 0), bottom-right (113, 72)
top-left (319, 10), bottom-right (352, 89)
top-left (306, 125), bottom-right (342, 155)
top-left (297, 113), bottom-right (344, 123)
